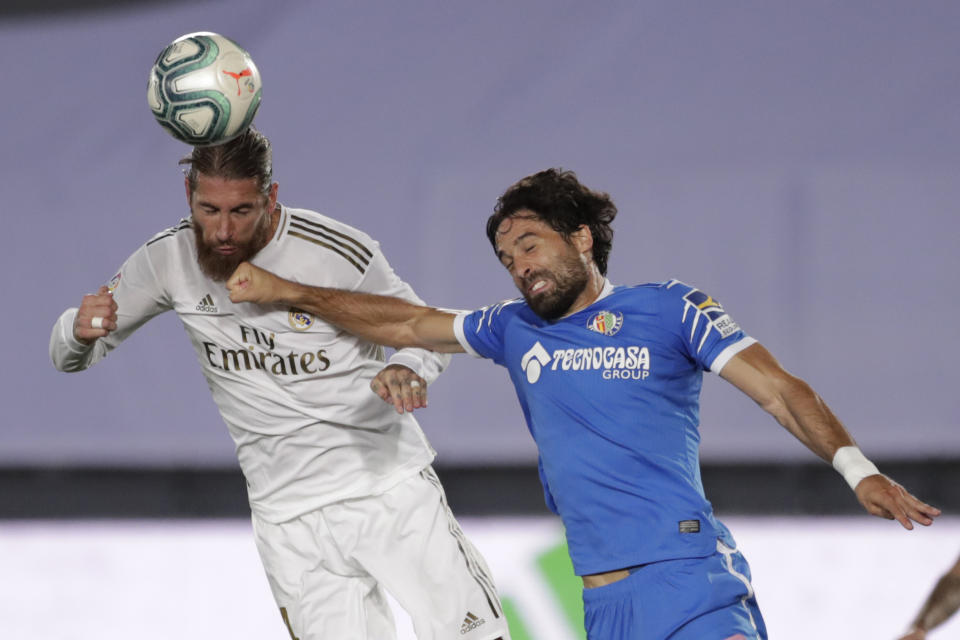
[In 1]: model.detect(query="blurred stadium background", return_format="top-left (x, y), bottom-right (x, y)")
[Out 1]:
top-left (1, 1), bottom-right (957, 638)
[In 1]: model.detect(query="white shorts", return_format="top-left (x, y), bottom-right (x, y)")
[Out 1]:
top-left (251, 466), bottom-right (511, 640)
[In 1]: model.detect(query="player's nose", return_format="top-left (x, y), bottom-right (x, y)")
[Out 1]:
top-left (215, 216), bottom-right (233, 240)
top-left (514, 255), bottom-right (533, 277)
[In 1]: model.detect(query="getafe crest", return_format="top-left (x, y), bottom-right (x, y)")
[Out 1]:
top-left (586, 310), bottom-right (623, 336)
top-left (288, 308), bottom-right (314, 331)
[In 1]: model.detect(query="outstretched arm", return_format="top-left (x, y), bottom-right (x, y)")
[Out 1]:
top-left (719, 342), bottom-right (940, 530)
top-left (898, 555), bottom-right (960, 640)
top-left (226, 261), bottom-right (465, 353)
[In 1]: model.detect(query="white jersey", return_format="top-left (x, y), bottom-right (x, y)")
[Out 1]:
top-left (50, 205), bottom-right (450, 523)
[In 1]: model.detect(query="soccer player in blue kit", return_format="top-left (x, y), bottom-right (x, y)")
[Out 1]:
top-left (224, 168), bottom-right (941, 639)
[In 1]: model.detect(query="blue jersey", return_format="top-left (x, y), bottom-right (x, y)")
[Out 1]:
top-left (454, 280), bottom-right (756, 575)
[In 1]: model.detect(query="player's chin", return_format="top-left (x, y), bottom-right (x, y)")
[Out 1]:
top-left (199, 253), bottom-right (247, 282)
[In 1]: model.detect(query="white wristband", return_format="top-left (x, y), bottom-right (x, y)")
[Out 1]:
top-left (832, 446), bottom-right (880, 491)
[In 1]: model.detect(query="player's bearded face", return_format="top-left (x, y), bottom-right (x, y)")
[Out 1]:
top-left (497, 214), bottom-right (591, 321)
top-left (193, 210), bottom-right (273, 281)
top-left (521, 248), bottom-right (590, 320)
top-left (189, 174), bottom-right (277, 282)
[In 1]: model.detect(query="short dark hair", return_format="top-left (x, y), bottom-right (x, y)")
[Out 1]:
top-left (487, 168), bottom-right (617, 275)
top-left (179, 127), bottom-right (273, 196)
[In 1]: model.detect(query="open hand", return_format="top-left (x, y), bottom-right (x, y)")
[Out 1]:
top-left (855, 475), bottom-right (940, 530)
top-left (371, 364), bottom-right (428, 414)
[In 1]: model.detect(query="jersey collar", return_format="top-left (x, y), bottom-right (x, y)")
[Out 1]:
top-left (557, 278), bottom-right (616, 320)
top-left (597, 278), bottom-right (615, 302)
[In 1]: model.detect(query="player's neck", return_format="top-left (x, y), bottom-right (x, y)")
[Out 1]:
top-left (248, 205), bottom-right (283, 261)
top-left (561, 266), bottom-right (606, 318)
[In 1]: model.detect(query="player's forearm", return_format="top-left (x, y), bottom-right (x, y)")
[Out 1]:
top-left (721, 344), bottom-right (857, 463)
top-left (770, 374), bottom-right (855, 463)
top-left (913, 573), bottom-right (960, 633)
top-left (280, 280), bottom-right (441, 350)
top-left (228, 262), bottom-right (462, 351)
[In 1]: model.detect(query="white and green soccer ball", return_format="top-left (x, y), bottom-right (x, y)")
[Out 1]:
top-left (147, 32), bottom-right (262, 146)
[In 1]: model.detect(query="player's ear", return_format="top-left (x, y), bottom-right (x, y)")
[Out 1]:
top-left (267, 182), bottom-right (279, 211)
top-left (571, 224), bottom-right (593, 253)
top-left (184, 177), bottom-right (192, 208)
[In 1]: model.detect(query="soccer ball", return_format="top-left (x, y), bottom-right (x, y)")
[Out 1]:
top-left (147, 32), bottom-right (262, 146)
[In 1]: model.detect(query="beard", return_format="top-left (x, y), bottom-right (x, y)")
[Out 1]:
top-left (521, 252), bottom-right (590, 320)
top-left (193, 213), bottom-right (273, 282)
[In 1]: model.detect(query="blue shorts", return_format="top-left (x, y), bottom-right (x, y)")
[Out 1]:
top-left (582, 539), bottom-right (767, 640)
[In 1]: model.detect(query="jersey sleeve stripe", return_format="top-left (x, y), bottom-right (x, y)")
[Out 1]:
top-left (453, 312), bottom-right (483, 358)
top-left (288, 230), bottom-right (367, 274)
top-left (146, 219), bottom-right (191, 246)
top-left (708, 336), bottom-right (757, 374)
top-left (697, 321), bottom-right (711, 353)
top-left (288, 220), bottom-right (372, 268)
top-left (289, 215), bottom-right (374, 258)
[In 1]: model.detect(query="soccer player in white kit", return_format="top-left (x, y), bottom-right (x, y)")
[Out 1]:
top-left (48, 128), bottom-right (510, 640)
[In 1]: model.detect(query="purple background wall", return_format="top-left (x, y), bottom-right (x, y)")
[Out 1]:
top-left (4, 1), bottom-right (958, 466)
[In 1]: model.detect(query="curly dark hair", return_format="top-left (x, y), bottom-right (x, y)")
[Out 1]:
top-left (486, 168), bottom-right (617, 275)
top-left (179, 126), bottom-right (273, 197)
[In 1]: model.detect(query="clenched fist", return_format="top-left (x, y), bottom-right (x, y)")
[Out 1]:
top-left (227, 262), bottom-right (288, 305)
top-left (74, 286), bottom-right (118, 344)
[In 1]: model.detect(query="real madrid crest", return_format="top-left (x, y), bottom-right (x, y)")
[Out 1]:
top-left (586, 310), bottom-right (623, 336)
top-left (288, 308), bottom-right (314, 331)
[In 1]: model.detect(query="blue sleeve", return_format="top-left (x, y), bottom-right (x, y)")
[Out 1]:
top-left (454, 300), bottom-right (521, 365)
top-left (665, 280), bottom-right (755, 372)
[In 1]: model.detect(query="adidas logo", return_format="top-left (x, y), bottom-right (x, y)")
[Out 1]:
top-left (195, 294), bottom-right (218, 313)
top-left (460, 611), bottom-right (485, 635)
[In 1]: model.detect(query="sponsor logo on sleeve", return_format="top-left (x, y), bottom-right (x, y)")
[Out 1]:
top-left (107, 272), bottom-right (122, 292)
top-left (682, 289), bottom-right (740, 341)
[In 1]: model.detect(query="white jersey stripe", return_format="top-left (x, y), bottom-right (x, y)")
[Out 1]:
top-left (716, 539), bottom-right (759, 633)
